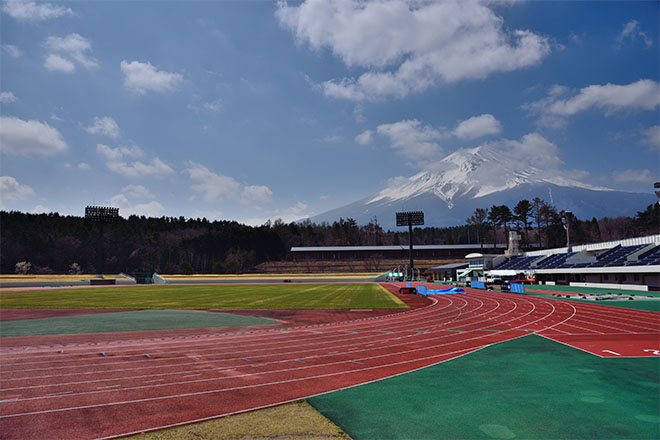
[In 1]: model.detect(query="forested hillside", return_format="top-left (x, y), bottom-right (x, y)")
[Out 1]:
top-left (1, 200), bottom-right (657, 274)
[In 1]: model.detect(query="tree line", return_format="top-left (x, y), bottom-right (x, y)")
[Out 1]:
top-left (1, 199), bottom-right (657, 274)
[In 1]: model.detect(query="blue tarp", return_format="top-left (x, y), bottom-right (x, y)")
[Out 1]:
top-left (417, 285), bottom-right (465, 296)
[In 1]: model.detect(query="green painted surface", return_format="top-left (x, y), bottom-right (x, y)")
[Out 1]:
top-left (526, 292), bottom-right (660, 312)
top-left (0, 283), bottom-right (407, 310)
top-left (0, 310), bottom-right (278, 336)
top-left (530, 284), bottom-right (660, 297)
top-left (308, 335), bottom-right (660, 440)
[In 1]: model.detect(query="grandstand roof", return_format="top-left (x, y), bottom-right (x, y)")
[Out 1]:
top-left (291, 244), bottom-right (506, 252)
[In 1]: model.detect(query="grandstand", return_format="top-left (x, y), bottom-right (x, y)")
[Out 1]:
top-left (484, 235), bottom-right (660, 291)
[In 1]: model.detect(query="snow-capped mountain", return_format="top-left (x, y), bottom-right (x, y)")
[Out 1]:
top-left (311, 143), bottom-right (656, 229)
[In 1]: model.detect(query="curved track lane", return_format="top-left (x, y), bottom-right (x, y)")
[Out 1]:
top-left (1, 284), bottom-right (658, 439)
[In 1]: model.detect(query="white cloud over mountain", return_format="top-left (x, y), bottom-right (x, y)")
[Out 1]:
top-left (376, 119), bottom-right (445, 160)
top-left (0, 116), bottom-right (67, 156)
top-left (277, 0), bottom-right (550, 101)
top-left (453, 114), bottom-right (502, 140)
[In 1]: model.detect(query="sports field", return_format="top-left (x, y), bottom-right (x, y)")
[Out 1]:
top-left (0, 283), bottom-right (407, 310)
top-left (1, 281), bottom-right (658, 439)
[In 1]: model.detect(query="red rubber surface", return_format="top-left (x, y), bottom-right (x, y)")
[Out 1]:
top-left (1, 283), bottom-right (658, 439)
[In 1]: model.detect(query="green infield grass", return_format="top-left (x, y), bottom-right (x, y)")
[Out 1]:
top-left (308, 334), bottom-right (659, 440)
top-left (0, 283), bottom-right (407, 310)
top-left (0, 310), bottom-right (279, 337)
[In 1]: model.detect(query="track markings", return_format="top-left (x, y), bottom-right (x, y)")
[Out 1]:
top-left (96, 384), bottom-right (121, 390)
top-left (1, 287), bottom-right (658, 440)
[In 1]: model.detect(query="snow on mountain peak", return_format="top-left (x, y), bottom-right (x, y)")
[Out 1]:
top-left (368, 141), bottom-right (612, 207)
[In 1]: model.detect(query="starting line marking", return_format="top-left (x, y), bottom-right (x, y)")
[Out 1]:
top-left (602, 350), bottom-right (621, 356)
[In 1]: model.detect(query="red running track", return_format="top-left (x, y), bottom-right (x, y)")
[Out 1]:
top-left (1, 284), bottom-right (659, 439)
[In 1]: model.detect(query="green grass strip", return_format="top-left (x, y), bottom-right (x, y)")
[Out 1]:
top-left (308, 335), bottom-right (659, 440)
top-left (0, 310), bottom-right (278, 337)
top-left (0, 283), bottom-right (407, 310)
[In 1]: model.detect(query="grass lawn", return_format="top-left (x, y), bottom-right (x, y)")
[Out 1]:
top-left (125, 401), bottom-right (350, 440)
top-left (0, 283), bottom-right (407, 310)
top-left (308, 335), bottom-right (659, 440)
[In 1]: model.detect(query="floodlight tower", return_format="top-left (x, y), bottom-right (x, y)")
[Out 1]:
top-left (85, 206), bottom-right (119, 276)
top-left (396, 211), bottom-right (424, 280)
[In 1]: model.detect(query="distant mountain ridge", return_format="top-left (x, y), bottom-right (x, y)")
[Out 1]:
top-left (311, 143), bottom-right (655, 229)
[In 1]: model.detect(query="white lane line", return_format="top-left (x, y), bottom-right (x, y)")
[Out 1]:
top-left (0, 295), bottom-right (547, 407)
top-left (602, 350), bottom-right (621, 356)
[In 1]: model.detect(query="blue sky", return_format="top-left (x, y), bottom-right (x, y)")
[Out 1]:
top-left (1, 0), bottom-right (658, 225)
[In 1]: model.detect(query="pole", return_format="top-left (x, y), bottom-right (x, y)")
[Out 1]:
top-left (408, 222), bottom-right (414, 280)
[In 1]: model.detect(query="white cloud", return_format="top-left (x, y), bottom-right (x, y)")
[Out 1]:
top-left (3, 0), bottom-right (72, 22)
top-left (376, 119), bottom-right (445, 159)
top-left (1, 44), bottom-right (21, 58)
top-left (96, 144), bottom-right (173, 177)
top-left (355, 129), bottom-right (373, 145)
top-left (120, 184), bottom-right (154, 199)
top-left (241, 185), bottom-right (273, 204)
top-left (242, 201), bottom-right (310, 226)
top-left (0, 116), bottom-right (67, 156)
top-left (185, 162), bottom-right (274, 206)
top-left (31, 204), bottom-right (51, 214)
top-left (120, 60), bottom-right (184, 95)
top-left (615, 20), bottom-right (653, 48)
top-left (185, 162), bottom-right (241, 202)
top-left (640, 125), bottom-right (659, 152)
top-left (611, 169), bottom-right (655, 184)
top-left (108, 193), bottom-right (165, 218)
top-left (453, 114), bottom-right (502, 140)
top-left (525, 79), bottom-right (660, 126)
top-left (44, 53), bottom-right (74, 72)
top-left (0, 175), bottom-right (34, 202)
top-left (0, 91), bottom-right (17, 103)
top-left (203, 99), bottom-right (223, 112)
top-left (277, 0), bottom-right (550, 101)
top-left (44, 34), bottom-right (98, 72)
top-left (78, 162), bottom-right (90, 170)
top-left (85, 116), bottom-right (120, 138)
top-left (96, 143), bottom-right (141, 161)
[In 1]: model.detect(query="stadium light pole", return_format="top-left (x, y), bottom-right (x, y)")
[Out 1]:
top-left (85, 206), bottom-right (119, 276)
top-left (396, 211), bottom-right (424, 280)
